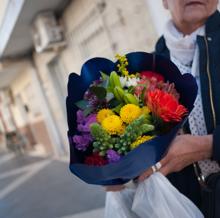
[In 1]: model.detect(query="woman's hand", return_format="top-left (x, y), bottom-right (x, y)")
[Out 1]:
top-left (139, 134), bottom-right (213, 181)
top-left (104, 184), bottom-right (125, 192)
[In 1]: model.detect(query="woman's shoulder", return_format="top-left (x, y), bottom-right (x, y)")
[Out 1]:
top-left (205, 10), bottom-right (220, 35)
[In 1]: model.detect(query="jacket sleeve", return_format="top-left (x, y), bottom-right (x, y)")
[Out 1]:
top-left (212, 125), bottom-right (220, 161)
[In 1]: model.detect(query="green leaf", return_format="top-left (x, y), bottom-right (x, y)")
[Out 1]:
top-left (127, 86), bottom-right (135, 94)
top-left (75, 100), bottom-right (89, 110)
top-left (99, 80), bottom-right (108, 89)
top-left (83, 107), bottom-right (94, 116)
top-left (99, 151), bottom-right (106, 156)
top-left (89, 86), bottom-right (107, 100)
top-left (112, 103), bottom-right (124, 114)
top-left (107, 86), bottom-right (113, 93)
top-left (108, 98), bottom-right (120, 108)
top-left (141, 86), bottom-right (147, 103)
top-left (100, 71), bottom-right (109, 81)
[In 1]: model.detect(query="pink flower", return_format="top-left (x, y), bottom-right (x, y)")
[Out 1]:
top-left (140, 71), bottom-right (164, 82)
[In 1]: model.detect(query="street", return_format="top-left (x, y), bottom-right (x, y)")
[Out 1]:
top-left (0, 152), bottom-right (105, 218)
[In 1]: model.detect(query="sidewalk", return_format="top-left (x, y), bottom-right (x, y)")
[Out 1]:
top-left (60, 208), bottom-right (104, 218)
top-left (0, 152), bottom-right (106, 218)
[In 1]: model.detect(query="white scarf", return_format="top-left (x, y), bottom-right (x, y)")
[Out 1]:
top-left (164, 20), bottom-right (205, 67)
top-left (163, 20), bottom-right (220, 177)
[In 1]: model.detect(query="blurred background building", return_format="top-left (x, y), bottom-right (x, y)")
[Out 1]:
top-left (0, 0), bottom-right (170, 157)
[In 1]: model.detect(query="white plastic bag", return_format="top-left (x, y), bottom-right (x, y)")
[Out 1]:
top-left (132, 172), bottom-right (204, 218)
top-left (105, 173), bottom-right (204, 218)
top-left (105, 188), bottom-right (139, 218)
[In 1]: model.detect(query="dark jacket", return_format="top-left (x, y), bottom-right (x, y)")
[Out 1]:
top-left (154, 10), bottom-right (220, 208)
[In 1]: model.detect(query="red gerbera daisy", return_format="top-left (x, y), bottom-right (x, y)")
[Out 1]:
top-left (147, 89), bottom-right (188, 122)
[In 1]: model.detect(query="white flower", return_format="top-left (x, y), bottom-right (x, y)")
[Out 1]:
top-left (119, 76), bottom-right (127, 87)
top-left (119, 76), bottom-right (140, 87)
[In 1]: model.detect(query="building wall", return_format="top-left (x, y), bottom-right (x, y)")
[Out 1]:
top-left (33, 51), bottom-right (68, 155)
top-left (10, 66), bottom-right (32, 128)
top-left (0, 0), bottom-right (9, 27)
top-left (8, 62), bottom-right (54, 153)
top-left (0, 91), bottom-right (8, 151)
top-left (145, 0), bottom-right (170, 36)
top-left (0, 90), bottom-right (16, 133)
top-left (61, 0), bottom-right (158, 74)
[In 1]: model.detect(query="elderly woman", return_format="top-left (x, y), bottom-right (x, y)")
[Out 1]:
top-left (139, 0), bottom-right (220, 207)
top-left (107, 0), bottom-right (220, 211)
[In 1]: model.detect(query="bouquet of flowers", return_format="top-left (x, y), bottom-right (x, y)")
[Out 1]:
top-left (66, 52), bottom-right (197, 185)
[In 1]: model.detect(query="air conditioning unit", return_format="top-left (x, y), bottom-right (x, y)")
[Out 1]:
top-left (31, 11), bottom-right (66, 53)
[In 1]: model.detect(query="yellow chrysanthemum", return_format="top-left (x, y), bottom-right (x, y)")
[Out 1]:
top-left (101, 115), bottom-right (123, 135)
top-left (97, 109), bottom-right (114, 123)
top-left (130, 135), bottom-right (154, 150)
top-left (120, 104), bottom-right (141, 124)
top-left (118, 124), bottom-right (126, 135)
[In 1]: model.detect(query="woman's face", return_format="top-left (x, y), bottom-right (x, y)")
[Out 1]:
top-left (163, 0), bottom-right (218, 29)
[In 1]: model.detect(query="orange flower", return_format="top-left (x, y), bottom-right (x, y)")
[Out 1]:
top-left (147, 89), bottom-right (188, 122)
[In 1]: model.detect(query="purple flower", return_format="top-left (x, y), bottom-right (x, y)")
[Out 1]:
top-left (76, 110), bottom-right (97, 133)
top-left (74, 110), bottom-right (96, 151)
top-left (86, 113), bottom-right (97, 125)
top-left (72, 134), bottom-right (92, 151)
top-left (77, 110), bottom-right (85, 124)
top-left (107, 149), bottom-right (121, 163)
top-left (77, 113), bottom-right (97, 132)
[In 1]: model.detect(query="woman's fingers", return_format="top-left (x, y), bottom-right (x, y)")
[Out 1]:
top-left (157, 152), bottom-right (174, 176)
top-left (158, 161), bottom-right (173, 176)
top-left (138, 167), bottom-right (153, 182)
top-left (139, 134), bottom-right (211, 180)
top-left (105, 185), bottom-right (125, 192)
top-left (138, 154), bottom-right (171, 182)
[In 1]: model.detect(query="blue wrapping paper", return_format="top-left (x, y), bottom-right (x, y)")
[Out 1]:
top-left (66, 52), bottom-right (198, 185)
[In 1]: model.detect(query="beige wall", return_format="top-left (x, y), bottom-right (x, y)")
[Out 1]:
top-left (10, 62), bottom-right (43, 127)
top-left (10, 65), bottom-right (31, 127)
top-left (33, 51), bottom-right (68, 153)
top-left (104, 0), bottom-right (157, 52)
top-left (61, 0), bottom-right (158, 74)
top-left (8, 61), bottom-right (54, 153)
